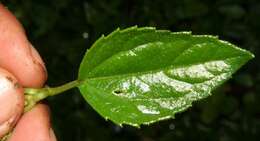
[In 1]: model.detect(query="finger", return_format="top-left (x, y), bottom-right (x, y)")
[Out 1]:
top-left (0, 4), bottom-right (55, 140)
top-left (0, 68), bottom-right (24, 138)
top-left (0, 4), bottom-right (47, 88)
top-left (8, 104), bottom-right (57, 141)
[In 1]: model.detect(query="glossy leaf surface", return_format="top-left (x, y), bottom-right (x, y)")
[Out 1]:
top-left (78, 26), bottom-right (254, 127)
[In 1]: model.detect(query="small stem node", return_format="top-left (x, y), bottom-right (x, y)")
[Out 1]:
top-left (24, 80), bottom-right (82, 112)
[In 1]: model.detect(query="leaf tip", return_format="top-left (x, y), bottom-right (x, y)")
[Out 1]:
top-left (249, 52), bottom-right (255, 59)
top-left (218, 39), bottom-right (255, 60)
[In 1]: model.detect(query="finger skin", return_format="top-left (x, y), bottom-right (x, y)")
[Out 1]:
top-left (0, 68), bottom-right (24, 138)
top-left (0, 4), bottom-right (47, 88)
top-left (8, 104), bottom-right (57, 141)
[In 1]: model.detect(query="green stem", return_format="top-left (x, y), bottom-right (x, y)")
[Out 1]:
top-left (24, 80), bottom-right (82, 112)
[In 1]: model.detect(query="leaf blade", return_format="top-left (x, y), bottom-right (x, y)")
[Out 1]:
top-left (78, 27), bottom-right (254, 126)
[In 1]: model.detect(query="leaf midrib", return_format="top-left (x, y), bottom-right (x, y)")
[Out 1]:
top-left (82, 56), bottom-right (243, 83)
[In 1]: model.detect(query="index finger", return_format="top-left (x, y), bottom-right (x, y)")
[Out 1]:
top-left (0, 4), bottom-right (47, 88)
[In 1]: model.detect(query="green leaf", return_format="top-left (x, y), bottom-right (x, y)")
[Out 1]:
top-left (78, 26), bottom-right (254, 127)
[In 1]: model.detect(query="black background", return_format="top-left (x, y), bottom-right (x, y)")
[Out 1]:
top-left (1, 0), bottom-right (260, 141)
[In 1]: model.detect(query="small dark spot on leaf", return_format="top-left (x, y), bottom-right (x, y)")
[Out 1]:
top-left (113, 90), bottom-right (124, 94)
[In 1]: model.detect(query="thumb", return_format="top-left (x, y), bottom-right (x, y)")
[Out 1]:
top-left (0, 68), bottom-right (24, 138)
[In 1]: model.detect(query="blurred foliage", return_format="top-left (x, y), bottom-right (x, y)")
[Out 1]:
top-left (1, 0), bottom-right (259, 141)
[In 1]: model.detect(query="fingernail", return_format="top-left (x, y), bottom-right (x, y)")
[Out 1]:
top-left (29, 44), bottom-right (47, 72)
top-left (49, 128), bottom-right (57, 141)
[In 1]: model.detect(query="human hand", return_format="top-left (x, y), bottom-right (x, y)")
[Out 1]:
top-left (0, 4), bottom-right (56, 141)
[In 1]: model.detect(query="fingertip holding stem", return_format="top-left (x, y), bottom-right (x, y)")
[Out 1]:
top-left (0, 68), bottom-right (24, 139)
top-left (0, 3), bottom-right (52, 140)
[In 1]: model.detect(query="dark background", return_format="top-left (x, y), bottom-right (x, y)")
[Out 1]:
top-left (1, 0), bottom-right (260, 141)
